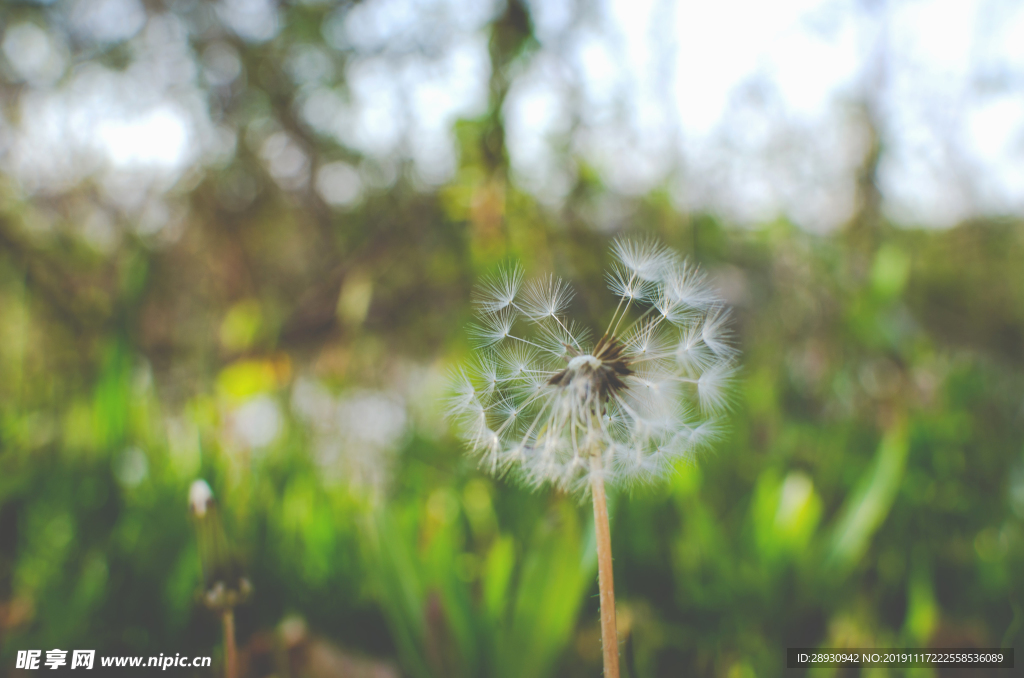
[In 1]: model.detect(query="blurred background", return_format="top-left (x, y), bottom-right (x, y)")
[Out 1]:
top-left (1, 0), bottom-right (1023, 676)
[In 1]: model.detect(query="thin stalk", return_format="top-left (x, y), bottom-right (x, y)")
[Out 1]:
top-left (222, 608), bottom-right (237, 678)
top-left (590, 459), bottom-right (620, 678)
top-left (610, 298), bottom-right (633, 339)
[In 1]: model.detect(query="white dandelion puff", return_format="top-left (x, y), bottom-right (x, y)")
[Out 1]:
top-left (448, 239), bottom-right (738, 494)
top-left (451, 243), bottom-right (738, 678)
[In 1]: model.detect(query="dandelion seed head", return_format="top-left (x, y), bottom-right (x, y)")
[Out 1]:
top-left (448, 239), bottom-right (738, 493)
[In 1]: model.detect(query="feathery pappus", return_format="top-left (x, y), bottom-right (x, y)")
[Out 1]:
top-left (447, 239), bottom-right (738, 494)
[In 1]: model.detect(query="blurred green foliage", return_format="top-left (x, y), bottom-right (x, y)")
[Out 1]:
top-left (1, 1), bottom-right (1024, 677)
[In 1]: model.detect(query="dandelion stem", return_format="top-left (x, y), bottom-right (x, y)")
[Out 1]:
top-left (633, 304), bottom-right (657, 327)
top-left (222, 608), bottom-right (237, 678)
top-left (508, 333), bottom-right (558, 355)
top-left (604, 270), bottom-right (640, 338)
top-left (611, 298), bottom-right (633, 339)
top-left (590, 457), bottom-right (620, 678)
top-left (552, 313), bottom-right (583, 350)
top-left (603, 296), bottom-right (626, 339)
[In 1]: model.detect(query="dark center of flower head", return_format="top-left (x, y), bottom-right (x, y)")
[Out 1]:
top-left (547, 335), bottom-right (633, 401)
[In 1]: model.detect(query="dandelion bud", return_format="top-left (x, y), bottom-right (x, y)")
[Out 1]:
top-left (188, 479), bottom-right (251, 611)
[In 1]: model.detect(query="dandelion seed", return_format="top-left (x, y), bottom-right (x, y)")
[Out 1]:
top-left (623, 318), bottom-right (671, 362)
top-left (686, 418), bottom-right (723, 449)
top-left (474, 263), bottom-right (524, 315)
top-left (675, 324), bottom-right (714, 373)
top-left (701, 304), bottom-right (736, 359)
top-left (445, 368), bottom-right (480, 416)
top-left (522, 274), bottom-right (575, 321)
top-left (664, 261), bottom-right (715, 310)
top-left (610, 237), bottom-right (677, 282)
top-left (607, 263), bottom-right (657, 303)
top-left (467, 307), bottom-right (516, 348)
top-left (497, 343), bottom-right (538, 379)
top-left (696, 361), bottom-right (736, 414)
top-left (471, 353), bottom-right (500, 395)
